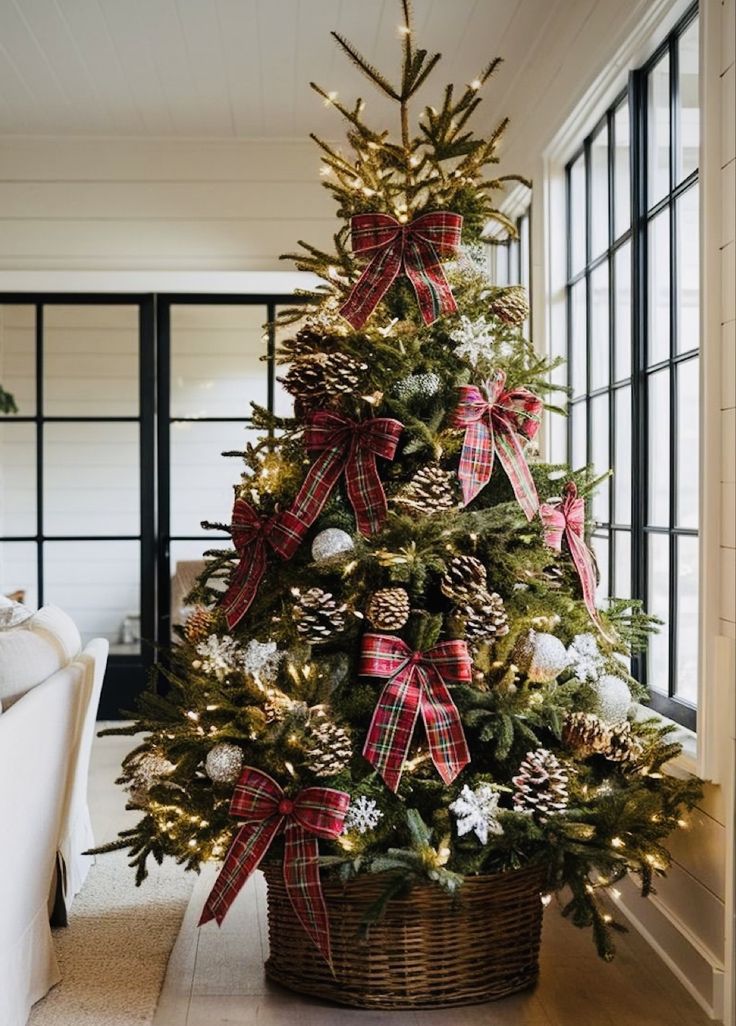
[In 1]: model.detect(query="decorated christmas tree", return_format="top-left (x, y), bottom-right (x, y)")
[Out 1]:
top-left (102, 1), bottom-right (701, 1000)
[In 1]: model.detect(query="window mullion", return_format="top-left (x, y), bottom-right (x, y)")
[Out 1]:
top-left (35, 302), bottom-right (44, 607)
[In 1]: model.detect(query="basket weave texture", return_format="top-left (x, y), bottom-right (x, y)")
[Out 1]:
top-left (263, 861), bottom-right (547, 1009)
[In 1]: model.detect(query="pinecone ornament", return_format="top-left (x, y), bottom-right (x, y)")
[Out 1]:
top-left (322, 351), bottom-right (368, 397)
top-left (451, 590), bottom-right (509, 643)
top-left (512, 748), bottom-right (569, 819)
top-left (440, 554), bottom-right (488, 603)
top-left (395, 465), bottom-right (457, 515)
top-left (488, 285), bottom-right (530, 326)
top-left (280, 355), bottom-right (327, 408)
top-left (282, 325), bottom-right (337, 359)
top-left (183, 606), bottom-right (214, 644)
top-left (292, 587), bottom-right (346, 643)
top-left (365, 587), bottom-right (410, 630)
top-left (304, 720), bottom-right (353, 777)
top-left (562, 712), bottom-right (612, 757)
top-left (606, 721), bottom-right (644, 765)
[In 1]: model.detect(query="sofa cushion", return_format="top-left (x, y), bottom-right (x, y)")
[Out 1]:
top-left (0, 606), bottom-right (82, 709)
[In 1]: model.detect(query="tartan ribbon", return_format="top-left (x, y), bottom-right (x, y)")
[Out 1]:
top-left (340, 211), bottom-right (463, 329)
top-left (290, 410), bottom-right (403, 536)
top-left (539, 482), bottom-right (609, 636)
top-left (360, 632), bottom-right (472, 793)
top-left (220, 498), bottom-right (307, 630)
top-left (199, 766), bottom-right (350, 968)
top-left (452, 370), bottom-right (542, 519)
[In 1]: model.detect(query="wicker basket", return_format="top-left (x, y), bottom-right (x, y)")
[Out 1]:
top-left (263, 861), bottom-right (547, 1009)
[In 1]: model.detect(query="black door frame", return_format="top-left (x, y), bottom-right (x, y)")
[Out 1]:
top-left (0, 292), bottom-right (156, 718)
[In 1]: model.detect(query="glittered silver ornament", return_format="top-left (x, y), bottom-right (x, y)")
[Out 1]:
top-left (394, 372), bottom-right (441, 401)
top-left (592, 674), bottom-right (633, 725)
top-left (205, 743), bottom-right (245, 786)
top-left (513, 629), bottom-right (569, 683)
top-left (311, 528), bottom-right (355, 564)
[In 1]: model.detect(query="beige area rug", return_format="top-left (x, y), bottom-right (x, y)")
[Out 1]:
top-left (29, 851), bottom-right (196, 1026)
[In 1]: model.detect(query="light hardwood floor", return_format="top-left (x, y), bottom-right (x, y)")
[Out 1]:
top-left (90, 731), bottom-right (714, 1026)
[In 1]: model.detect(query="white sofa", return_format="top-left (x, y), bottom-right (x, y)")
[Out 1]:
top-left (0, 603), bottom-right (108, 1026)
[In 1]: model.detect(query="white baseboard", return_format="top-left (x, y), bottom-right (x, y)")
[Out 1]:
top-left (615, 877), bottom-right (725, 1022)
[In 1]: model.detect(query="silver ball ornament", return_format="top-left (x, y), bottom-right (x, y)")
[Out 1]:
top-left (205, 743), bottom-right (245, 786)
top-left (311, 528), bottom-right (355, 564)
top-left (127, 752), bottom-right (175, 805)
top-left (514, 629), bottom-right (569, 683)
top-left (592, 674), bottom-right (633, 725)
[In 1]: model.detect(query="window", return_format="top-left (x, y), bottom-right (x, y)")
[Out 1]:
top-left (557, 5), bottom-right (699, 729)
top-left (492, 208), bottom-right (532, 335)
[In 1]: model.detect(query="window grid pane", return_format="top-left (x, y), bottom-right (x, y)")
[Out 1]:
top-left (562, 5), bottom-right (699, 730)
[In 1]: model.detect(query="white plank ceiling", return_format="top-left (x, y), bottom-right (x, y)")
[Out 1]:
top-left (0, 0), bottom-right (566, 139)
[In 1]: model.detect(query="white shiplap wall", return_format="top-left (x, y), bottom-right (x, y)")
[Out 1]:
top-left (0, 137), bottom-right (336, 271)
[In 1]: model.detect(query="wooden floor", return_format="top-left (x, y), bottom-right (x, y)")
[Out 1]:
top-left (91, 731), bottom-right (715, 1026)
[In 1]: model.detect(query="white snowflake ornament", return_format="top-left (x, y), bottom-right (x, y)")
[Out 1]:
top-left (449, 783), bottom-right (504, 845)
top-left (343, 796), bottom-right (383, 835)
top-left (567, 633), bottom-right (606, 682)
top-left (195, 635), bottom-right (242, 679)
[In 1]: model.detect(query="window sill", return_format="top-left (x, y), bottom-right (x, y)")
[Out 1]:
top-left (633, 702), bottom-right (698, 776)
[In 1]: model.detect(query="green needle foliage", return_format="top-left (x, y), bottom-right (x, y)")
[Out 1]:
top-left (102, 1), bottom-right (702, 961)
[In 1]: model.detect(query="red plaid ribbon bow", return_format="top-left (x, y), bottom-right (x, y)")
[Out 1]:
top-left (220, 498), bottom-right (307, 630)
top-left (539, 482), bottom-right (611, 637)
top-left (199, 766), bottom-right (349, 967)
top-left (340, 211), bottom-right (463, 329)
top-left (360, 632), bottom-right (472, 792)
top-left (290, 410), bottom-right (403, 536)
top-left (452, 370), bottom-right (542, 520)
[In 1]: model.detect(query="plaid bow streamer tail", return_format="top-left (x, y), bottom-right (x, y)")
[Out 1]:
top-left (290, 410), bottom-right (403, 536)
top-left (199, 767), bottom-right (350, 967)
top-left (539, 482), bottom-right (614, 640)
top-left (360, 632), bottom-right (472, 792)
top-left (340, 211), bottom-right (463, 329)
top-left (219, 498), bottom-right (308, 630)
top-left (452, 370), bottom-right (542, 520)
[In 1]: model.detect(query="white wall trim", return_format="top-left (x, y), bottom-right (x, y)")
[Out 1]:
top-left (615, 879), bottom-right (725, 1020)
top-left (0, 270), bottom-right (320, 294)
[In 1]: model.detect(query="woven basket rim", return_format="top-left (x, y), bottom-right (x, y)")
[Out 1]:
top-left (261, 857), bottom-right (548, 887)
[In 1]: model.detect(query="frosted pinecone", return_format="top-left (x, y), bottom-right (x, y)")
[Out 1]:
top-left (451, 591), bottom-right (509, 643)
top-left (440, 554), bottom-right (488, 603)
top-left (488, 285), bottom-right (529, 326)
top-left (279, 355), bottom-right (327, 407)
top-left (512, 748), bottom-right (569, 819)
top-left (394, 465), bottom-right (458, 515)
top-left (562, 712), bottom-right (612, 758)
top-left (365, 588), bottom-right (411, 631)
top-left (292, 587), bottom-right (347, 643)
top-left (183, 606), bottom-right (214, 644)
top-left (606, 721), bottom-right (644, 765)
top-left (304, 720), bottom-right (353, 777)
top-left (322, 351), bottom-right (368, 397)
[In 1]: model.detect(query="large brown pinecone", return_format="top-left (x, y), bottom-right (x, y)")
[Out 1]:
top-left (440, 554), bottom-right (488, 603)
top-left (292, 587), bottom-right (346, 643)
top-left (280, 356), bottom-right (327, 406)
top-left (451, 590), bottom-right (509, 643)
top-left (606, 720), bottom-right (644, 764)
top-left (562, 711), bottom-right (612, 757)
top-left (304, 719), bottom-right (353, 777)
top-left (488, 285), bottom-right (529, 326)
top-left (322, 351), bottom-right (368, 397)
top-left (365, 587), bottom-right (410, 630)
top-left (394, 465), bottom-right (457, 515)
top-left (280, 325), bottom-right (338, 360)
top-left (183, 607), bottom-right (214, 644)
top-left (512, 748), bottom-right (569, 819)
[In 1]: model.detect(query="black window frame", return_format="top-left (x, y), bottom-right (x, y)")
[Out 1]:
top-left (562, 2), bottom-right (700, 731)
